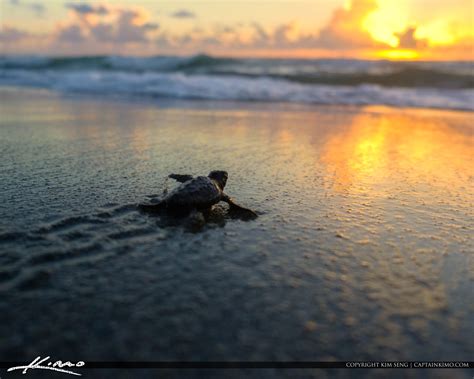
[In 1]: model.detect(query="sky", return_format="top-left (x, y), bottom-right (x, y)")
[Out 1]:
top-left (0, 0), bottom-right (473, 60)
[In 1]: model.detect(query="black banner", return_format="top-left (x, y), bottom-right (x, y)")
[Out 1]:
top-left (1, 361), bottom-right (472, 369)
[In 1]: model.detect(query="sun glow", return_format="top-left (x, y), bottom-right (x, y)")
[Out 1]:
top-left (363, 0), bottom-right (409, 47)
top-left (416, 21), bottom-right (460, 46)
top-left (361, 0), bottom-right (472, 60)
top-left (377, 49), bottom-right (420, 60)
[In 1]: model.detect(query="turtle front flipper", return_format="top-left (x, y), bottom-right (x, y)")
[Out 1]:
top-left (169, 174), bottom-right (194, 183)
top-left (222, 194), bottom-right (258, 220)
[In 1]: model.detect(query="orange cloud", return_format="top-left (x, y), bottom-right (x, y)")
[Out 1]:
top-left (153, 0), bottom-right (384, 53)
top-left (317, 0), bottom-right (383, 48)
top-left (154, 0), bottom-right (387, 53)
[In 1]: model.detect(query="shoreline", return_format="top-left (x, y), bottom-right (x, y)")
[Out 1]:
top-left (1, 85), bottom-right (473, 114)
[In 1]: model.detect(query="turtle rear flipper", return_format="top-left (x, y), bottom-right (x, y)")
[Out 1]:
top-left (169, 174), bottom-right (194, 183)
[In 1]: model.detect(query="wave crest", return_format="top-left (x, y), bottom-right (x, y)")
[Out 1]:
top-left (0, 55), bottom-right (473, 110)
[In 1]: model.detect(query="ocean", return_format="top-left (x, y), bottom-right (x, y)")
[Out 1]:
top-left (0, 54), bottom-right (473, 110)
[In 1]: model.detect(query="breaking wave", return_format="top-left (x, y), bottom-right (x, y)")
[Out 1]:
top-left (0, 54), bottom-right (473, 110)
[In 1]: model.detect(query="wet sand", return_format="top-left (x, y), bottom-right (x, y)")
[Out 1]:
top-left (0, 87), bottom-right (472, 377)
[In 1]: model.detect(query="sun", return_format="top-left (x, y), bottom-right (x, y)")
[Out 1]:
top-left (376, 49), bottom-right (420, 60)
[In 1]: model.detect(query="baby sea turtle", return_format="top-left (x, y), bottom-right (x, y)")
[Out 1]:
top-left (139, 170), bottom-right (258, 220)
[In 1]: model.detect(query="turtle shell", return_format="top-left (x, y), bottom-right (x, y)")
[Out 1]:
top-left (163, 176), bottom-right (222, 210)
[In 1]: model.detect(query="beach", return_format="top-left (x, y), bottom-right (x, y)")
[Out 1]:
top-left (0, 86), bottom-right (472, 376)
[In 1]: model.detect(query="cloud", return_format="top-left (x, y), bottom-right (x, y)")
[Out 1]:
top-left (395, 27), bottom-right (428, 49)
top-left (30, 3), bottom-right (45, 15)
top-left (4, 0), bottom-right (472, 59)
top-left (9, 0), bottom-right (46, 16)
top-left (251, 23), bottom-right (269, 42)
top-left (56, 4), bottom-right (159, 46)
top-left (272, 23), bottom-right (295, 45)
top-left (100, 10), bottom-right (158, 43)
top-left (0, 25), bottom-right (29, 43)
top-left (315, 0), bottom-right (382, 48)
top-left (170, 9), bottom-right (196, 19)
top-left (56, 24), bottom-right (85, 43)
top-left (164, 0), bottom-right (384, 52)
top-left (65, 3), bottom-right (109, 16)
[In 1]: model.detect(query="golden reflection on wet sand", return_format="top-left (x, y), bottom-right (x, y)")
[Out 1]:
top-left (320, 106), bottom-right (474, 195)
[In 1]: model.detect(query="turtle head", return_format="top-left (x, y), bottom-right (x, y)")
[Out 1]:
top-left (208, 170), bottom-right (228, 190)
